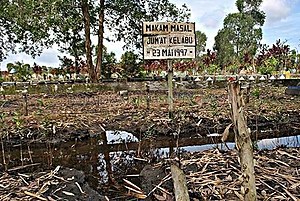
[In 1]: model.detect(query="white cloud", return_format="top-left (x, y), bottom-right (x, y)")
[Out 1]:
top-left (0, 47), bottom-right (62, 71)
top-left (199, 9), bottom-right (225, 29)
top-left (170, 0), bottom-right (237, 49)
top-left (35, 49), bottom-right (60, 67)
top-left (263, 12), bottom-right (300, 49)
top-left (0, 53), bottom-right (35, 71)
top-left (261, 0), bottom-right (296, 24)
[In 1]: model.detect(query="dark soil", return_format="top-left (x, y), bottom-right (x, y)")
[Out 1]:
top-left (0, 83), bottom-right (299, 145)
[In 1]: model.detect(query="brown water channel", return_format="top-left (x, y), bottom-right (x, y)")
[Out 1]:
top-left (1, 131), bottom-right (300, 196)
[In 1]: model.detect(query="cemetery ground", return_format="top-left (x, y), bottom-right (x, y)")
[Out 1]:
top-left (0, 81), bottom-right (299, 200)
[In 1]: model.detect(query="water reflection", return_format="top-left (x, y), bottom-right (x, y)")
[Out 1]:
top-left (98, 131), bottom-right (138, 184)
top-left (156, 135), bottom-right (300, 155)
top-left (105, 131), bottom-right (138, 144)
top-left (97, 131), bottom-right (300, 187)
top-left (257, 135), bottom-right (300, 150)
top-left (1, 130), bottom-right (299, 193)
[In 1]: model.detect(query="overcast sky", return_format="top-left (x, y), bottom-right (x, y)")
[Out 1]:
top-left (1, 0), bottom-right (300, 70)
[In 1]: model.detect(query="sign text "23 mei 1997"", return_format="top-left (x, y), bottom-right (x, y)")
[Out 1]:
top-left (144, 46), bottom-right (195, 60)
top-left (152, 48), bottom-right (188, 57)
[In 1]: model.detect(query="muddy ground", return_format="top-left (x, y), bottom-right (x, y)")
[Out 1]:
top-left (0, 81), bottom-right (300, 200)
top-left (0, 82), bottom-right (299, 143)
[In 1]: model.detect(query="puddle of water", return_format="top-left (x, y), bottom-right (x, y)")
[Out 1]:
top-left (105, 130), bottom-right (138, 144)
top-left (154, 135), bottom-right (300, 157)
top-left (1, 130), bottom-right (299, 198)
top-left (98, 131), bottom-right (300, 187)
top-left (257, 135), bottom-right (300, 150)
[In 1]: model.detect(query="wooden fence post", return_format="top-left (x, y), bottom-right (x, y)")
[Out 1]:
top-left (228, 81), bottom-right (257, 201)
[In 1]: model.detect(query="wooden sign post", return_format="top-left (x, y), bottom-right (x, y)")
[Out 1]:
top-left (167, 60), bottom-right (173, 118)
top-left (142, 22), bottom-right (196, 118)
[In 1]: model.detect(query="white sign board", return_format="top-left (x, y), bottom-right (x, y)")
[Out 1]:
top-left (144, 46), bottom-right (196, 60)
top-left (143, 22), bottom-right (196, 60)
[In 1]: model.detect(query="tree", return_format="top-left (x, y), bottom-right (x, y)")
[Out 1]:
top-left (195, 31), bottom-right (207, 58)
top-left (120, 51), bottom-right (140, 77)
top-left (102, 47), bottom-right (117, 78)
top-left (0, 1), bottom-right (15, 61)
top-left (214, 0), bottom-right (265, 68)
top-left (1, 0), bottom-right (190, 82)
top-left (96, 0), bottom-right (105, 81)
top-left (46, 0), bottom-right (190, 82)
top-left (55, 1), bottom-right (87, 70)
top-left (7, 62), bottom-right (32, 81)
top-left (59, 56), bottom-right (74, 70)
top-left (256, 39), bottom-right (290, 72)
top-left (214, 29), bottom-right (235, 68)
top-left (0, 0), bottom-right (60, 61)
top-left (93, 0), bottom-right (191, 81)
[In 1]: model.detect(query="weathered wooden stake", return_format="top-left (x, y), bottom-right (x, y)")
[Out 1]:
top-left (1, 139), bottom-right (7, 171)
top-left (228, 81), bottom-right (257, 201)
top-left (171, 164), bottom-right (190, 201)
top-left (22, 90), bottom-right (28, 116)
top-left (167, 60), bottom-right (174, 119)
top-left (20, 136), bottom-right (23, 167)
top-left (146, 83), bottom-right (150, 110)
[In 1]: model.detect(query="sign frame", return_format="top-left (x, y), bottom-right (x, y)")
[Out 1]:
top-left (142, 21), bottom-right (196, 60)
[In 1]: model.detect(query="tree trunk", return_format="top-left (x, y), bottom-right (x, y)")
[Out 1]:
top-left (81, 0), bottom-right (97, 82)
top-left (96, 0), bottom-right (105, 80)
top-left (228, 82), bottom-right (257, 201)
